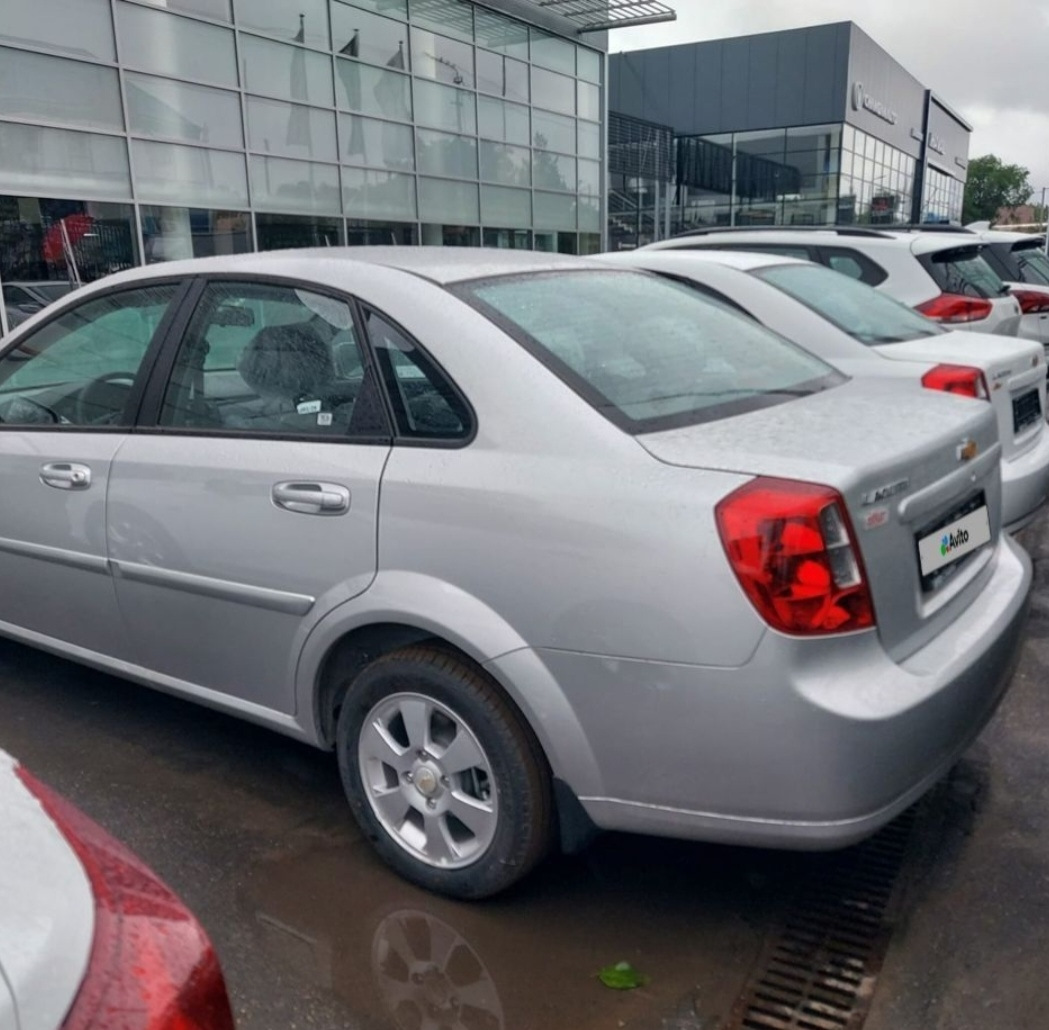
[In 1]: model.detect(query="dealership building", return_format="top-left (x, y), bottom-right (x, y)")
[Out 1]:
top-left (0, 0), bottom-right (681, 333)
top-left (608, 22), bottom-right (973, 247)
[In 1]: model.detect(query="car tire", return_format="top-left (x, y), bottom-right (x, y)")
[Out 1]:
top-left (336, 644), bottom-right (553, 899)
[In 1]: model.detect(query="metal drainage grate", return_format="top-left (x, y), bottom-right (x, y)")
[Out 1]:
top-left (724, 809), bottom-right (917, 1030)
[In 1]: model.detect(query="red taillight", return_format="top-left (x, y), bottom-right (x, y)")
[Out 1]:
top-left (920, 363), bottom-right (990, 400)
top-left (14, 767), bottom-right (235, 1030)
top-left (915, 294), bottom-right (994, 323)
top-left (1010, 288), bottom-right (1049, 315)
top-left (715, 477), bottom-right (875, 635)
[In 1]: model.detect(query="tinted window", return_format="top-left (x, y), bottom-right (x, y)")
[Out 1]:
top-left (819, 247), bottom-right (888, 287)
top-left (458, 271), bottom-right (841, 433)
top-left (922, 247), bottom-right (1006, 298)
top-left (160, 281), bottom-right (385, 437)
top-left (362, 308), bottom-right (471, 440)
top-left (755, 264), bottom-right (943, 345)
top-left (0, 284), bottom-right (177, 426)
top-left (1009, 243), bottom-right (1049, 286)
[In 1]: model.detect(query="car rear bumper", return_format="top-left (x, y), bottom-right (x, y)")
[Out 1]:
top-left (1002, 426), bottom-right (1049, 531)
top-left (521, 534), bottom-right (1031, 850)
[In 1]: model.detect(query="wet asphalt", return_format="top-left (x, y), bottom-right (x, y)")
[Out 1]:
top-left (0, 517), bottom-right (1047, 1030)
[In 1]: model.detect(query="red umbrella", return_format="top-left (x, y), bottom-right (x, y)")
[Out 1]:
top-left (42, 213), bottom-right (95, 263)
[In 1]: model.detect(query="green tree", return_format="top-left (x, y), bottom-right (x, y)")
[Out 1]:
top-left (963, 154), bottom-right (1032, 224)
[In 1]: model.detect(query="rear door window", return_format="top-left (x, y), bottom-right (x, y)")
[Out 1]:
top-left (158, 281), bottom-right (388, 438)
top-left (456, 269), bottom-right (843, 433)
top-left (921, 247), bottom-right (1006, 298)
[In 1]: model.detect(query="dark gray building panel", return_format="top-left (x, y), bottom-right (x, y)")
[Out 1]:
top-left (773, 30), bottom-right (808, 128)
top-left (610, 24), bottom-right (853, 135)
top-left (844, 23), bottom-right (924, 157)
top-left (746, 34), bottom-right (780, 128)
top-left (719, 37), bottom-right (751, 131)
top-left (667, 44), bottom-right (697, 130)
top-left (926, 95), bottom-right (971, 179)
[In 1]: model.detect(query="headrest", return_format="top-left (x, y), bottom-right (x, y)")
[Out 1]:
top-left (237, 323), bottom-right (333, 398)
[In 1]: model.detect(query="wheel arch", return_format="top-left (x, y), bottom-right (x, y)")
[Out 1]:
top-left (294, 574), bottom-right (604, 845)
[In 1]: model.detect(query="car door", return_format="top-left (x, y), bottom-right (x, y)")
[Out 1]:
top-left (0, 280), bottom-right (184, 659)
top-left (105, 278), bottom-right (391, 715)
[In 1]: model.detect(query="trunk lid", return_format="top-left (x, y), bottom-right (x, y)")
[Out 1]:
top-left (874, 331), bottom-right (1046, 462)
top-left (638, 377), bottom-right (1002, 661)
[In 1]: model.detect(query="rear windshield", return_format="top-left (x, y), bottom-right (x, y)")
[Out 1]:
top-left (754, 263), bottom-right (943, 344)
top-left (923, 247), bottom-right (1006, 298)
top-left (1011, 242), bottom-right (1049, 286)
top-left (455, 270), bottom-right (842, 432)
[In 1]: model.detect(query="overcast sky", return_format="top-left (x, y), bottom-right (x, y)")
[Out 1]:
top-left (612, 0), bottom-right (1049, 200)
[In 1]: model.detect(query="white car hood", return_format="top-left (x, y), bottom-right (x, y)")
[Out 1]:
top-left (0, 752), bottom-right (93, 1030)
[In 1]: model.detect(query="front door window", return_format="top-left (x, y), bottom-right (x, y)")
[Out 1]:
top-left (0, 284), bottom-right (178, 426)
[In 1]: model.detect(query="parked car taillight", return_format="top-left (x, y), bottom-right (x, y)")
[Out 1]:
top-left (920, 364), bottom-right (991, 401)
top-left (915, 294), bottom-right (994, 324)
top-left (715, 477), bottom-right (875, 635)
top-left (1010, 288), bottom-right (1049, 315)
top-left (14, 766), bottom-right (235, 1030)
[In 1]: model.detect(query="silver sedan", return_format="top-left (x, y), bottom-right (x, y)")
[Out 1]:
top-left (0, 248), bottom-right (1030, 897)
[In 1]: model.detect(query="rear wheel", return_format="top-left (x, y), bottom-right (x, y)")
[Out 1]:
top-left (336, 645), bottom-right (553, 898)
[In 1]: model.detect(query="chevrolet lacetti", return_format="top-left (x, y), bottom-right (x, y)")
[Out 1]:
top-left (0, 248), bottom-right (1030, 898)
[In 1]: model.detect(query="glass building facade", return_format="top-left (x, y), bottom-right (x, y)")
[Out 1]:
top-left (0, 0), bottom-right (605, 331)
top-left (608, 23), bottom-right (970, 248)
top-left (626, 122), bottom-right (920, 243)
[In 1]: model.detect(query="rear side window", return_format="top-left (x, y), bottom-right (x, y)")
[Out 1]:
top-left (361, 308), bottom-right (472, 442)
top-left (818, 247), bottom-right (888, 287)
top-left (1010, 243), bottom-right (1049, 286)
top-left (456, 270), bottom-right (842, 433)
top-left (755, 263), bottom-right (943, 344)
top-left (921, 247), bottom-right (1006, 298)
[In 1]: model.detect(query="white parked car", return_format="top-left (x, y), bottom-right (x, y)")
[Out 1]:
top-left (601, 248), bottom-right (1049, 531)
top-left (643, 227), bottom-right (1023, 336)
top-left (0, 748), bottom-right (234, 1029)
top-left (964, 228), bottom-right (1049, 355)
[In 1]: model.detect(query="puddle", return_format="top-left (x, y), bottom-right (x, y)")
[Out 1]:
top-left (238, 834), bottom-right (798, 1030)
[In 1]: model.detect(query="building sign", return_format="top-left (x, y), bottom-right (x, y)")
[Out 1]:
top-left (852, 82), bottom-right (898, 125)
top-left (927, 133), bottom-right (945, 155)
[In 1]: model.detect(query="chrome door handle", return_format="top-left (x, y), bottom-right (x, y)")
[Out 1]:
top-left (40, 462), bottom-right (92, 490)
top-left (272, 481), bottom-right (350, 516)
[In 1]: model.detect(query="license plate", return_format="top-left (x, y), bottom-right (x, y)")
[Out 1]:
top-left (917, 505), bottom-right (991, 577)
top-left (1012, 388), bottom-right (1041, 434)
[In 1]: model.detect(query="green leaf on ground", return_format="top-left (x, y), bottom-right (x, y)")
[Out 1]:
top-left (598, 961), bottom-right (650, 990)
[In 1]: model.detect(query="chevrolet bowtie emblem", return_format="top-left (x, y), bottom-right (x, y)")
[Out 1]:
top-left (957, 439), bottom-right (979, 462)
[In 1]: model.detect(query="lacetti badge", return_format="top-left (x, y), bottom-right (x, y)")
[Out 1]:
top-left (940, 528), bottom-right (969, 558)
top-left (851, 83), bottom-right (898, 125)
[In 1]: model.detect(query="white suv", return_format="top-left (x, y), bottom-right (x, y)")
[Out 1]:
top-left (963, 228), bottom-right (1049, 355)
top-left (644, 227), bottom-right (1023, 336)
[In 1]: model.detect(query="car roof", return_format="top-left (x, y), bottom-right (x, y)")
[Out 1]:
top-left (98, 247), bottom-right (616, 290)
top-left (612, 248), bottom-right (810, 271)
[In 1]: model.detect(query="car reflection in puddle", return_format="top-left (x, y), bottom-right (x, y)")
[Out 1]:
top-left (373, 909), bottom-right (504, 1030)
top-left (239, 835), bottom-right (801, 1030)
